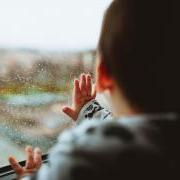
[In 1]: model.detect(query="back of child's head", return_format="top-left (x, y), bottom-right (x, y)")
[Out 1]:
top-left (98, 0), bottom-right (180, 113)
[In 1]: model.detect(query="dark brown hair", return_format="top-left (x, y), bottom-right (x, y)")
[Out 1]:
top-left (98, 0), bottom-right (180, 113)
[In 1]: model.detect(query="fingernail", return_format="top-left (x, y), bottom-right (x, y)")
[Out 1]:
top-left (35, 147), bottom-right (42, 153)
top-left (26, 146), bottom-right (33, 152)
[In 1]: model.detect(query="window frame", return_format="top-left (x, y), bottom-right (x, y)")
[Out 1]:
top-left (0, 154), bottom-right (48, 178)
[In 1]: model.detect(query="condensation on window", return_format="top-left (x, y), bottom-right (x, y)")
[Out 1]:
top-left (0, 49), bottom-right (96, 167)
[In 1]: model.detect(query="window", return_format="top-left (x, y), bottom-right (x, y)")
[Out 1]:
top-left (0, 0), bottom-right (111, 168)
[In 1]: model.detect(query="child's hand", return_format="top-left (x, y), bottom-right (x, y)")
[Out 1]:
top-left (8, 146), bottom-right (42, 178)
top-left (63, 73), bottom-right (96, 121)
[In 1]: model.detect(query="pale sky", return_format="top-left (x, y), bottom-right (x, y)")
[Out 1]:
top-left (0, 0), bottom-right (112, 51)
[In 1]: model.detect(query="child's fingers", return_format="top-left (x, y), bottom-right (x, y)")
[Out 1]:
top-left (34, 147), bottom-right (42, 168)
top-left (86, 74), bottom-right (92, 97)
top-left (62, 107), bottom-right (77, 121)
top-left (25, 146), bottom-right (34, 169)
top-left (73, 79), bottom-right (81, 99)
top-left (80, 74), bottom-right (87, 96)
top-left (8, 156), bottom-right (24, 175)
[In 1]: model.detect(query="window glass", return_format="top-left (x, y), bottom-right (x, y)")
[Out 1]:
top-left (0, 0), bottom-right (112, 167)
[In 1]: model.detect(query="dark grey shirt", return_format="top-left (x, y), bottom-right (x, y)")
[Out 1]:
top-left (23, 100), bottom-right (180, 180)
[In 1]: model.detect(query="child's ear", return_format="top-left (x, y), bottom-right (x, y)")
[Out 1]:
top-left (96, 59), bottom-right (114, 92)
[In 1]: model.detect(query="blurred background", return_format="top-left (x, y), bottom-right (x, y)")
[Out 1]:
top-left (0, 0), bottom-right (112, 167)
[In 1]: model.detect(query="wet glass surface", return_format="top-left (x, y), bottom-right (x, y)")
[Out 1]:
top-left (0, 0), bottom-right (111, 168)
top-left (0, 50), bottom-right (95, 167)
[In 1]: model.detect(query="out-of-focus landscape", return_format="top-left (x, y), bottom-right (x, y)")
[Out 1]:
top-left (0, 48), bottom-right (95, 167)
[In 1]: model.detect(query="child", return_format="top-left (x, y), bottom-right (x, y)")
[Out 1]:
top-left (9, 0), bottom-right (180, 179)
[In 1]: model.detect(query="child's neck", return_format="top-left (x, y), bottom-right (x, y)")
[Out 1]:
top-left (110, 86), bottom-right (139, 118)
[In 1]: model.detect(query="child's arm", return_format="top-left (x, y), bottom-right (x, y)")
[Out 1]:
top-left (8, 146), bottom-right (42, 179)
top-left (63, 74), bottom-right (113, 124)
